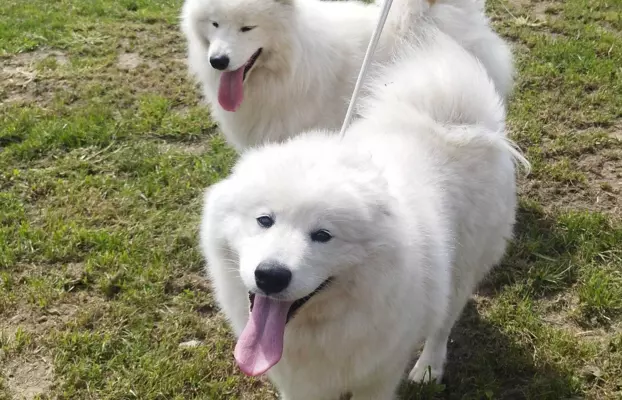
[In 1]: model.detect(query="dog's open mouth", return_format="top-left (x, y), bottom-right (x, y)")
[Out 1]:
top-left (248, 277), bottom-right (332, 323)
top-left (243, 48), bottom-right (262, 82)
top-left (217, 48), bottom-right (263, 112)
top-left (234, 278), bottom-right (333, 377)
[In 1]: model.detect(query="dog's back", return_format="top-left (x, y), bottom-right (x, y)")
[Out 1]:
top-left (200, 22), bottom-right (525, 398)
top-left (341, 23), bottom-right (526, 381)
top-left (348, 22), bottom-right (526, 305)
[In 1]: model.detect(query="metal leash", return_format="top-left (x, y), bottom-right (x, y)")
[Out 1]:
top-left (339, 0), bottom-right (394, 138)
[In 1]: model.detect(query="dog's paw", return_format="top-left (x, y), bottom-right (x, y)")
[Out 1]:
top-left (408, 358), bottom-right (444, 383)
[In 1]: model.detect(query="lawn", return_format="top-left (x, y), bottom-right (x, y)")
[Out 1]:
top-left (0, 0), bottom-right (621, 399)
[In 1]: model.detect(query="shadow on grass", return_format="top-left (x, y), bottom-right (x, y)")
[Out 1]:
top-left (399, 302), bottom-right (575, 400)
top-left (399, 202), bottom-right (595, 399)
top-left (480, 201), bottom-right (589, 299)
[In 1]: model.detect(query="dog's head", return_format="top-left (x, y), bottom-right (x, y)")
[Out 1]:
top-left (204, 132), bottom-right (398, 304)
top-left (182, 0), bottom-right (294, 111)
top-left (202, 131), bottom-right (402, 376)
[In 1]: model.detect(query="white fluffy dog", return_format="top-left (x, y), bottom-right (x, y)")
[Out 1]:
top-left (181, 0), bottom-right (513, 150)
top-left (199, 18), bottom-right (528, 400)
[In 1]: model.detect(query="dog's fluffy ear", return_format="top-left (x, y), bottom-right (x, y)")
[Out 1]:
top-left (201, 178), bottom-right (238, 232)
top-left (203, 184), bottom-right (217, 205)
top-left (203, 178), bottom-right (232, 212)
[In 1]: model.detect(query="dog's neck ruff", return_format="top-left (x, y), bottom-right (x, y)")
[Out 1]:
top-left (339, 0), bottom-right (394, 138)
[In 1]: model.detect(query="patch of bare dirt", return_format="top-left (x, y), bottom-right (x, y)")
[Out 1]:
top-left (532, 1), bottom-right (561, 22)
top-left (164, 273), bottom-right (211, 295)
top-left (119, 38), bottom-right (131, 51)
top-left (0, 262), bottom-right (106, 343)
top-left (0, 303), bottom-right (80, 345)
top-left (117, 52), bottom-right (143, 71)
top-left (158, 141), bottom-right (210, 156)
top-left (539, 290), bottom-right (620, 379)
top-left (0, 50), bottom-right (69, 106)
top-left (112, 44), bottom-right (195, 104)
top-left (115, 26), bottom-right (186, 72)
top-left (504, 0), bottom-right (563, 31)
top-left (520, 147), bottom-right (622, 217)
top-left (1, 25), bottom-right (195, 108)
top-left (506, 0), bottom-right (530, 7)
top-left (8, 51), bottom-right (68, 68)
top-left (521, 180), bottom-right (613, 217)
top-left (0, 276), bottom-right (109, 399)
top-left (3, 356), bottom-right (53, 400)
top-left (578, 152), bottom-right (622, 214)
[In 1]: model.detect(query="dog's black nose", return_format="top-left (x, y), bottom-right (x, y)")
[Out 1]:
top-left (210, 55), bottom-right (230, 70)
top-left (255, 261), bottom-right (292, 295)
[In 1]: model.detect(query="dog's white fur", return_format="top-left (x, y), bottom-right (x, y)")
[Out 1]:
top-left (181, 0), bottom-right (513, 150)
top-left (200, 20), bottom-right (527, 399)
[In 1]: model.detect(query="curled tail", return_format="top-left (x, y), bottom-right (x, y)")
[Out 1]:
top-left (502, 137), bottom-right (531, 175)
top-left (439, 124), bottom-right (531, 175)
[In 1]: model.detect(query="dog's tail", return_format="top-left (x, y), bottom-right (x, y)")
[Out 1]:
top-left (501, 138), bottom-right (531, 174)
top-left (360, 23), bottom-right (530, 174)
top-left (438, 124), bottom-right (531, 175)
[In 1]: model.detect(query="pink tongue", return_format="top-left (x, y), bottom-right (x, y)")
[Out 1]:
top-left (234, 295), bottom-right (293, 376)
top-left (218, 66), bottom-right (245, 112)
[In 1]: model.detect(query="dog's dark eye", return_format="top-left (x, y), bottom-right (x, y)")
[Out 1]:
top-left (257, 215), bottom-right (274, 228)
top-left (240, 26), bottom-right (256, 33)
top-left (212, 22), bottom-right (219, 28)
top-left (310, 229), bottom-right (332, 243)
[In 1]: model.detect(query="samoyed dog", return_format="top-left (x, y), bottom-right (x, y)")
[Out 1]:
top-left (181, 0), bottom-right (514, 150)
top-left (199, 21), bottom-right (528, 400)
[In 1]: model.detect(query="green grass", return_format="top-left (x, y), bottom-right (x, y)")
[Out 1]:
top-left (1, 0), bottom-right (621, 398)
